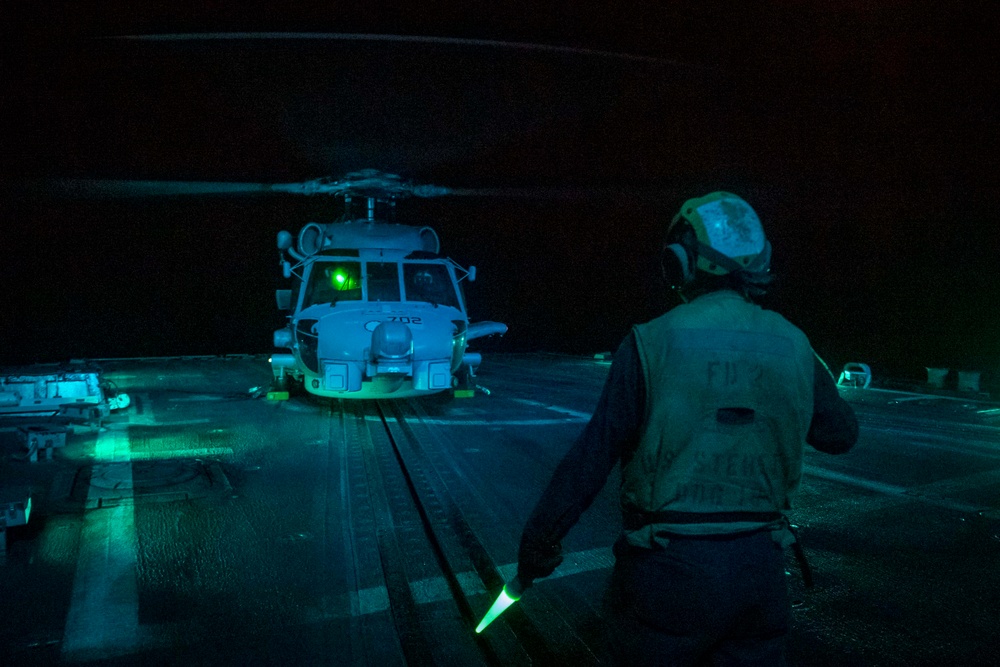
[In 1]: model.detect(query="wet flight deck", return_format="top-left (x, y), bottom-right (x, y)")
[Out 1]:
top-left (1, 354), bottom-right (998, 665)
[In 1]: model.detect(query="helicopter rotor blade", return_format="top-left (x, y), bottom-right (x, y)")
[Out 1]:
top-left (415, 185), bottom-right (658, 202)
top-left (1, 178), bottom-right (363, 199)
top-left (113, 33), bottom-right (703, 70)
top-left (3, 176), bottom-right (666, 203)
top-left (3, 179), bottom-right (299, 198)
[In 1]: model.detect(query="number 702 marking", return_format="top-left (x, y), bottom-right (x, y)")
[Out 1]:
top-left (388, 316), bottom-right (423, 325)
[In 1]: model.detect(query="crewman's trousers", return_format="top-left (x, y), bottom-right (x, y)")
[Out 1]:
top-left (603, 529), bottom-right (790, 666)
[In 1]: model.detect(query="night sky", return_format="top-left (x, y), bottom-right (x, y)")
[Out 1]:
top-left (2, 2), bottom-right (998, 387)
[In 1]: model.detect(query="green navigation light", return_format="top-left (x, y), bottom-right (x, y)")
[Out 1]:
top-left (475, 584), bottom-right (521, 633)
top-left (334, 273), bottom-right (346, 285)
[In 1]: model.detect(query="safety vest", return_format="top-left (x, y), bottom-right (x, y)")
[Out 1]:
top-left (623, 290), bottom-right (815, 543)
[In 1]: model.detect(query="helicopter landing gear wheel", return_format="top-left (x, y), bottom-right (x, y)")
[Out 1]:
top-left (270, 368), bottom-right (303, 398)
top-left (453, 365), bottom-right (475, 398)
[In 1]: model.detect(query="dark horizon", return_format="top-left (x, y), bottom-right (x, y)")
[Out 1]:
top-left (2, 2), bottom-right (998, 388)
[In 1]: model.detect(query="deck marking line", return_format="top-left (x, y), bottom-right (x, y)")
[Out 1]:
top-left (348, 546), bottom-right (613, 616)
top-left (419, 418), bottom-right (589, 426)
top-left (167, 395), bottom-right (229, 402)
top-left (886, 434), bottom-right (1000, 461)
top-left (911, 469), bottom-right (1000, 496)
top-left (127, 447), bottom-right (234, 460)
top-left (151, 418), bottom-right (215, 426)
top-left (885, 395), bottom-right (946, 404)
top-left (863, 386), bottom-right (996, 405)
top-left (364, 415), bottom-right (588, 426)
top-left (127, 414), bottom-right (214, 427)
top-left (861, 422), bottom-right (1000, 451)
top-left (511, 398), bottom-right (595, 420)
top-left (803, 465), bottom-right (990, 514)
top-left (61, 427), bottom-right (143, 662)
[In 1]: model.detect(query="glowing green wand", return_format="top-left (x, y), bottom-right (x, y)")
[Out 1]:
top-left (475, 576), bottom-right (531, 633)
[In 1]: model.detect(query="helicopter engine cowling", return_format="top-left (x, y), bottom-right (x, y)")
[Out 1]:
top-left (298, 223), bottom-right (326, 256)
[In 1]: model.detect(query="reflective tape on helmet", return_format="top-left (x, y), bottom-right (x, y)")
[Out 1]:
top-left (696, 198), bottom-right (765, 260)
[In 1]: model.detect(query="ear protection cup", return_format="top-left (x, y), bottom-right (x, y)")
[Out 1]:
top-left (661, 243), bottom-right (694, 289)
top-left (661, 218), bottom-right (698, 289)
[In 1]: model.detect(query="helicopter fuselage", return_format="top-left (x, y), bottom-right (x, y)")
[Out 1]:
top-left (272, 218), bottom-right (499, 399)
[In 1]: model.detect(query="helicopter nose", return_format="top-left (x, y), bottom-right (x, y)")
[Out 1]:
top-left (370, 320), bottom-right (413, 363)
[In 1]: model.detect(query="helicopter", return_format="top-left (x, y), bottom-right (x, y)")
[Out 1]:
top-left (7, 168), bottom-right (521, 399)
top-left (268, 170), bottom-right (507, 399)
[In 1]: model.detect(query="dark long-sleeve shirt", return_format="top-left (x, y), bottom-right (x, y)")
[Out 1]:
top-left (521, 331), bottom-right (859, 549)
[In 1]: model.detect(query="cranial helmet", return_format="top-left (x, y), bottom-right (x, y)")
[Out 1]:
top-left (662, 191), bottom-right (771, 291)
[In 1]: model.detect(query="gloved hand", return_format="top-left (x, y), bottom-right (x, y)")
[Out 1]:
top-left (517, 537), bottom-right (563, 585)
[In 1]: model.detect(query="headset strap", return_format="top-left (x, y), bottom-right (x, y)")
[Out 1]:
top-left (696, 241), bottom-right (749, 274)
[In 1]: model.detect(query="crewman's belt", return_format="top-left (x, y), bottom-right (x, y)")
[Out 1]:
top-left (623, 510), bottom-right (783, 532)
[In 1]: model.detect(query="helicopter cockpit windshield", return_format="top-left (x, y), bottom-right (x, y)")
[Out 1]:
top-left (301, 259), bottom-right (462, 309)
top-left (303, 261), bottom-right (362, 307)
top-left (404, 263), bottom-right (460, 309)
top-left (367, 262), bottom-right (401, 302)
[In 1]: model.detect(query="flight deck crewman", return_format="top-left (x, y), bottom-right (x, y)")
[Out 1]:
top-left (515, 192), bottom-right (858, 666)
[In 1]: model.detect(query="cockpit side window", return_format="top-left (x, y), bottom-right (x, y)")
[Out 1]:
top-left (403, 263), bottom-right (459, 309)
top-left (304, 261), bottom-right (362, 306)
top-left (367, 262), bottom-right (401, 302)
